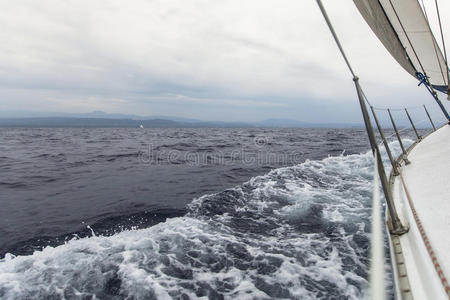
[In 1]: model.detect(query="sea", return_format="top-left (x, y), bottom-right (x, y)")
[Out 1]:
top-left (0, 127), bottom-right (421, 299)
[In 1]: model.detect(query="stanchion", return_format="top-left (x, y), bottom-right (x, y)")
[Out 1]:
top-left (423, 105), bottom-right (436, 131)
top-left (388, 109), bottom-right (410, 165)
top-left (370, 106), bottom-right (399, 176)
top-left (405, 108), bottom-right (421, 140)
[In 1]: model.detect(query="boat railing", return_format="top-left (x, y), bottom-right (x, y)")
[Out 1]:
top-left (316, 0), bottom-right (450, 235)
top-left (369, 104), bottom-right (446, 189)
top-left (360, 91), bottom-right (450, 237)
top-left (315, 1), bottom-right (450, 296)
top-left (372, 106), bottom-right (450, 298)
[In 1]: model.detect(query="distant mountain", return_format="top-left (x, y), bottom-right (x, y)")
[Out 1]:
top-left (145, 115), bottom-right (202, 123)
top-left (257, 119), bottom-right (311, 127)
top-left (257, 118), bottom-right (362, 128)
top-left (0, 117), bottom-right (257, 128)
top-left (0, 118), bottom-right (179, 128)
top-left (0, 111), bottom-right (365, 128)
top-left (0, 111), bottom-right (202, 123)
top-left (0, 116), bottom-right (362, 128)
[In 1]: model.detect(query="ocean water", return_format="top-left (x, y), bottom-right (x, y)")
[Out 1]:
top-left (0, 128), bottom-right (419, 299)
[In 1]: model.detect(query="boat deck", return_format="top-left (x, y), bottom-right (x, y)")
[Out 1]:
top-left (391, 124), bottom-right (450, 299)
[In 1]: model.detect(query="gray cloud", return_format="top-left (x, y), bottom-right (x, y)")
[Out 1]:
top-left (0, 0), bottom-right (449, 122)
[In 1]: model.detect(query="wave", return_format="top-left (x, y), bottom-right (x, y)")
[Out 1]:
top-left (0, 141), bottom-right (411, 299)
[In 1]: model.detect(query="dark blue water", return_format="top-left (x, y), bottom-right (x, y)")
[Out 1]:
top-left (0, 128), bottom-right (419, 299)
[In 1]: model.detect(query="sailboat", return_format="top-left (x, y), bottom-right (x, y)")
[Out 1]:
top-left (317, 0), bottom-right (450, 299)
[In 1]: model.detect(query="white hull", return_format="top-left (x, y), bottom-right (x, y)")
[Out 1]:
top-left (389, 125), bottom-right (450, 299)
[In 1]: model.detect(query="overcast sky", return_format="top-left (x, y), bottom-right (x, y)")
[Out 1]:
top-left (0, 0), bottom-right (449, 122)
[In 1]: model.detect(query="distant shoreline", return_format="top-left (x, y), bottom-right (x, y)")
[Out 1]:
top-left (0, 117), bottom-right (363, 129)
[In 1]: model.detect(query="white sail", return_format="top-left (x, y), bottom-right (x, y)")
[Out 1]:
top-left (354, 0), bottom-right (449, 94)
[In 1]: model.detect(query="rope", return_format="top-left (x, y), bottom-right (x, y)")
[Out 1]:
top-left (398, 169), bottom-right (450, 297)
top-left (417, 71), bottom-right (450, 120)
top-left (316, 4), bottom-right (449, 295)
top-left (421, 0), bottom-right (447, 85)
top-left (386, 0), bottom-right (427, 78)
top-left (386, 0), bottom-right (445, 105)
top-left (388, 0), bottom-right (450, 117)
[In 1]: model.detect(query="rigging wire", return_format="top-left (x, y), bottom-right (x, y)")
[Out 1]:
top-left (360, 88), bottom-right (373, 107)
top-left (315, 0), bottom-right (356, 79)
top-left (386, 0), bottom-right (428, 79)
top-left (317, 0), bottom-right (408, 237)
top-left (420, 0), bottom-right (447, 85)
top-left (378, 117), bottom-right (430, 148)
top-left (316, 0), bottom-right (447, 117)
top-left (372, 104), bottom-right (433, 111)
top-left (434, 0), bottom-right (450, 96)
top-left (386, 0), bottom-right (449, 120)
top-left (316, 0), bottom-right (443, 120)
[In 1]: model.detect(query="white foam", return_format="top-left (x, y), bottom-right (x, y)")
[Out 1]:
top-left (1, 143), bottom-right (412, 299)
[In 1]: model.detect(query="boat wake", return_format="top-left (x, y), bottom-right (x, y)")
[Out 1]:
top-left (0, 141), bottom-right (410, 299)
